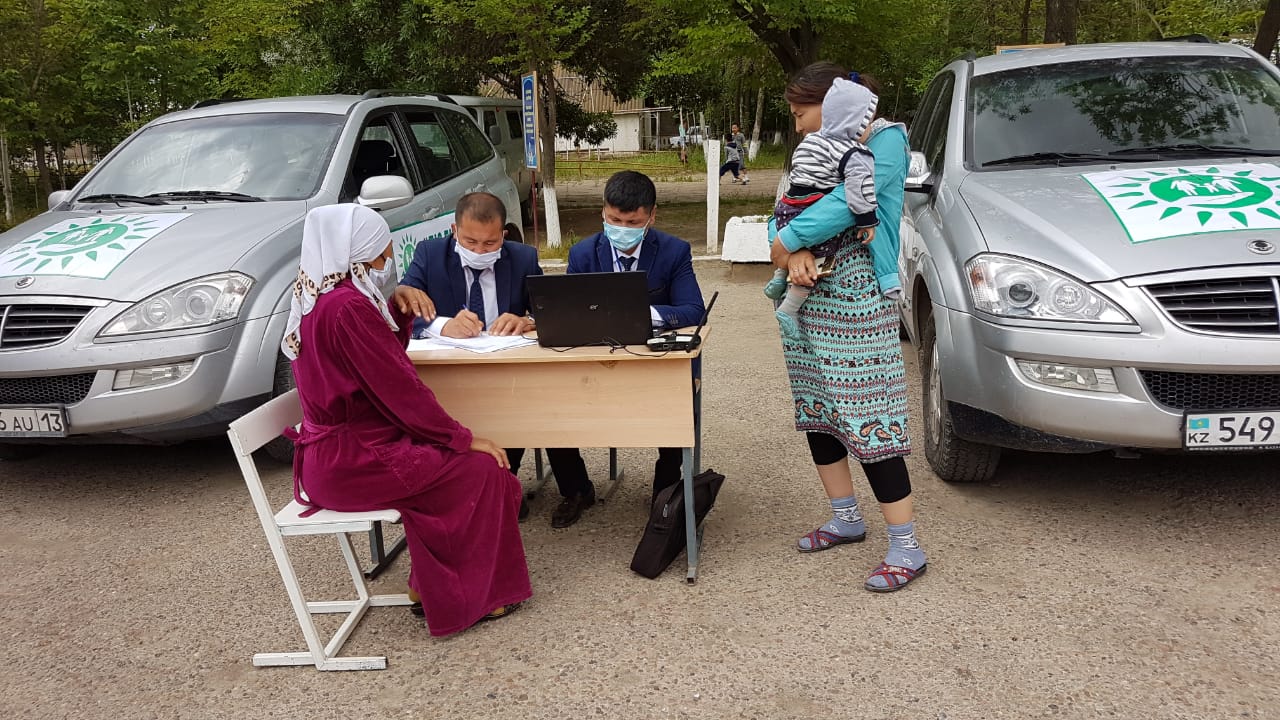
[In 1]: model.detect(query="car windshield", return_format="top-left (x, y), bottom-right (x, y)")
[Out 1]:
top-left (77, 112), bottom-right (345, 201)
top-left (969, 55), bottom-right (1280, 167)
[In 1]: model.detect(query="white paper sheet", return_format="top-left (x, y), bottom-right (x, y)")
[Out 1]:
top-left (407, 333), bottom-right (537, 354)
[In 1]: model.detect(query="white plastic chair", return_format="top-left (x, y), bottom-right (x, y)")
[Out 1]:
top-left (226, 389), bottom-right (412, 671)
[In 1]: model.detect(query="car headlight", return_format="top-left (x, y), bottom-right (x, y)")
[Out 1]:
top-left (99, 272), bottom-right (253, 337)
top-left (965, 255), bottom-right (1133, 324)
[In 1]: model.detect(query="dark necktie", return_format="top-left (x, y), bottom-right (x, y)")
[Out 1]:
top-left (618, 256), bottom-right (636, 272)
top-left (467, 269), bottom-right (486, 326)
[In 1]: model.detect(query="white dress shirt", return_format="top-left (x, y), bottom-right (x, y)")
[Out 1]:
top-left (613, 244), bottom-right (664, 328)
top-left (425, 265), bottom-right (499, 335)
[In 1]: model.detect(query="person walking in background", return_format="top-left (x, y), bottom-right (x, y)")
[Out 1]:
top-left (731, 123), bottom-right (751, 185)
top-left (768, 63), bottom-right (926, 593)
top-left (718, 132), bottom-right (743, 183)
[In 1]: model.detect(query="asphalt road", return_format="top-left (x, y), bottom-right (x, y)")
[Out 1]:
top-left (1, 263), bottom-right (1276, 719)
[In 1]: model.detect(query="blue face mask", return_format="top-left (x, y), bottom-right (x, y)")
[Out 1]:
top-left (603, 221), bottom-right (646, 252)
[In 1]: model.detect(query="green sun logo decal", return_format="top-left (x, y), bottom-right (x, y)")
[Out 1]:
top-left (1083, 164), bottom-right (1280, 244)
top-left (0, 213), bottom-right (190, 280)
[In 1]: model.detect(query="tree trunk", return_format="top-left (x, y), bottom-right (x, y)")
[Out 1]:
top-left (750, 85), bottom-right (765, 161)
top-left (1256, 0), bottom-right (1280, 62)
top-left (34, 141), bottom-right (52, 208)
top-left (1045, 0), bottom-right (1081, 44)
top-left (0, 128), bottom-right (13, 227)
top-left (1021, 0), bottom-right (1033, 44)
top-left (538, 68), bottom-right (562, 248)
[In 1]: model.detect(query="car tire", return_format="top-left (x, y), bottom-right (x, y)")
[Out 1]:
top-left (920, 314), bottom-right (1001, 483)
top-left (263, 352), bottom-right (297, 464)
top-left (0, 445), bottom-right (42, 461)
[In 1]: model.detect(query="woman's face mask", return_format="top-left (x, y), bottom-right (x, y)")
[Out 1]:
top-left (367, 260), bottom-right (395, 286)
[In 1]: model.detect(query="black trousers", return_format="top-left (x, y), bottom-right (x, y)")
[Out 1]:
top-left (544, 446), bottom-right (684, 498)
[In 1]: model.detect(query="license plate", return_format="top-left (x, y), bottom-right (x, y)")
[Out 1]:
top-left (0, 406), bottom-right (68, 437)
top-left (1184, 411), bottom-right (1280, 450)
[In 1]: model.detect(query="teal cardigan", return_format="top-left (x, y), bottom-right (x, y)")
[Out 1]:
top-left (769, 123), bottom-right (909, 294)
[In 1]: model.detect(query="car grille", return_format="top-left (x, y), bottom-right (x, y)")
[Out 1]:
top-left (0, 373), bottom-right (96, 405)
top-left (1140, 370), bottom-right (1280, 411)
top-left (0, 304), bottom-right (93, 349)
top-left (1146, 276), bottom-right (1280, 336)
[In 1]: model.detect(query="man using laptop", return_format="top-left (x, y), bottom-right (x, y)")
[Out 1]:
top-left (542, 171), bottom-right (706, 528)
top-left (395, 191), bottom-right (541, 518)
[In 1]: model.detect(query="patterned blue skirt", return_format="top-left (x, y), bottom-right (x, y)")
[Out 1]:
top-left (782, 235), bottom-right (911, 462)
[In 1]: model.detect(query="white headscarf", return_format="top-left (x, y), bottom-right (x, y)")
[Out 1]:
top-left (281, 204), bottom-right (397, 360)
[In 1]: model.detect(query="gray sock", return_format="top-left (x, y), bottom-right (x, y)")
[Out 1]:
top-left (884, 521), bottom-right (926, 569)
top-left (776, 284), bottom-right (810, 322)
top-left (796, 494), bottom-right (866, 551)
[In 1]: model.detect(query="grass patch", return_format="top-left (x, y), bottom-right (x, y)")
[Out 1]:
top-left (554, 144), bottom-right (786, 182)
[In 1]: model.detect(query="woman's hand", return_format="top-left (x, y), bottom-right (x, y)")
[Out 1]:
top-left (470, 437), bottom-right (509, 469)
top-left (788, 249), bottom-right (820, 287)
top-left (857, 226), bottom-right (877, 245)
top-left (392, 285), bottom-right (437, 321)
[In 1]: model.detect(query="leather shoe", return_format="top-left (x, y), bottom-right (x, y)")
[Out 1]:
top-left (551, 488), bottom-right (596, 528)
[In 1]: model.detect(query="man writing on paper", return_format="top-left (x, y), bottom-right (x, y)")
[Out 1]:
top-left (395, 191), bottom-right (542, 518)
top-left (541, 171), bottom-right (706, 528)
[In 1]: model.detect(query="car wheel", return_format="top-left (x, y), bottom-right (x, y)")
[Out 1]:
top-left (0, 445), bottom-right (43, 461)
top-left (263, 352), bottom-right (297, 464)
top-left (920, 315), bottom-right (1001, 483)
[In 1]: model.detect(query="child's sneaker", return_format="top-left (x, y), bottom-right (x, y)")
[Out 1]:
top-left (741, 177), bottom-right (750, 185)
top-left (763, 272), bottom-right (788, 300)
top-left (731, 177), bottom-right (740, 184)
top-left (776, 309), bottom-right (808, 342)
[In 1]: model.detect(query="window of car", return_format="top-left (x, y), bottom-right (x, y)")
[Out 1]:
top-left (403, 110), bottom-right (463, 187)
top-left (920, 73), bottom-right (955, 173)
top-left (442, 109), bottom-right (496, 168)
top-left (506, 110), bottom-right (522, 141)
top-left (482, 110), bottom-right (499, 137)
top-left (77, 112), bottom-right (344, 202)
top-left (341, 114), bottom-right (418, 199)
top-left (968, 54), bottom-right (1280, 168)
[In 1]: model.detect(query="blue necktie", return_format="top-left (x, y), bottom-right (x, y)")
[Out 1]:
top-left (618, 256), bottom-right (636, 272)
top-left (467, 269), bottom-right (486, 327)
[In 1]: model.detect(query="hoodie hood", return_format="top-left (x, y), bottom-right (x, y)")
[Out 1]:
top-left (820, 77), bottom-right (878, 142)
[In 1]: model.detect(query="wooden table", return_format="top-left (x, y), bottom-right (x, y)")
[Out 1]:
top-left (407, 326), bottom-right (709, 582)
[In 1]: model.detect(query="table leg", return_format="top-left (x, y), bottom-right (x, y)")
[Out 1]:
top-left (693, 384), bottom-right (703, 475)
top-left (683, 447), bottom-right (698, 583)
top-left (599, 448), bottom-right (626, 502)
top-left (530, 448), bottom-right (554, 499)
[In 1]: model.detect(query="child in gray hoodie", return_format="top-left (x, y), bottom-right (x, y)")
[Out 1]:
top-left (765, 76), bottom-right (888, 339)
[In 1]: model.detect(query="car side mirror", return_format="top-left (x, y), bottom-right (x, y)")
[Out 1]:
top-left (487, 126), bottom-right (502, 146)
top-left (905, 151), bottom-right (935, 193)
top-left (357, 175), bottom-right (414, 211)
top-left (48, 190), bottom-right (72, 209)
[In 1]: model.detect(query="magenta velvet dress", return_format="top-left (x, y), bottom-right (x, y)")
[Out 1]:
top-left (290, 278), bottom-right (531, 637)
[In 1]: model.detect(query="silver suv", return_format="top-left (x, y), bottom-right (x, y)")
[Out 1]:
top-left (0, 92), bottom-right (519, 459)
top-left (899, 41), bottom-right (1280, 482)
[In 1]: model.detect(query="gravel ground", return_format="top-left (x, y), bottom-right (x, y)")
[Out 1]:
top-left (2, 262), bottom-right (1278, 720)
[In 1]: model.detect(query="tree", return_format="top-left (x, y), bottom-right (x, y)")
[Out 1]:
top-left (1255, 0), bottom-right (1280, 59)
top-left (1044, 0), bottom-right (1082, 44)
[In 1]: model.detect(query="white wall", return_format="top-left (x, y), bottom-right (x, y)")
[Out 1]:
top-left (554, 113), bottom-right (641, 153)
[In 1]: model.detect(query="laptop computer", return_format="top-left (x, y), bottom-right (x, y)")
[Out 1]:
top-left (526, 272), bottom-right (653, 347)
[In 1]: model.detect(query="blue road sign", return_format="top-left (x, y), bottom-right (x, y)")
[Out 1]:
top-left (522, 73), bottom-right (539, 170)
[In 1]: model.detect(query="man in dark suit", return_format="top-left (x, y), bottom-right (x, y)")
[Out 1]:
top-left (544, 171), bottom-right (706, 528)
top-left (395, 191), bottom-right (541, 518)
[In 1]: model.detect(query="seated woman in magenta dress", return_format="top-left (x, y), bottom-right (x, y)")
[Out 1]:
top-left (281, 204), bottom-right (531, 636)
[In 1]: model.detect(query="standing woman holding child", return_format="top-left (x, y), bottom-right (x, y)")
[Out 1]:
top-left (768, 62), bottom-right (928, 592)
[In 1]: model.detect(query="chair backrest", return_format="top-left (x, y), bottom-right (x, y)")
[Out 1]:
top-left (228, 390), bottom-right (303, 533)
top-left (228, 389), bottom-right (302, 458)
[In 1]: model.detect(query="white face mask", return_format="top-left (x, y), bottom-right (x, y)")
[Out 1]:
top-left (368, 261), bottom-right (395, 287)
top-left (454, 243), bottom-right (501, 271)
